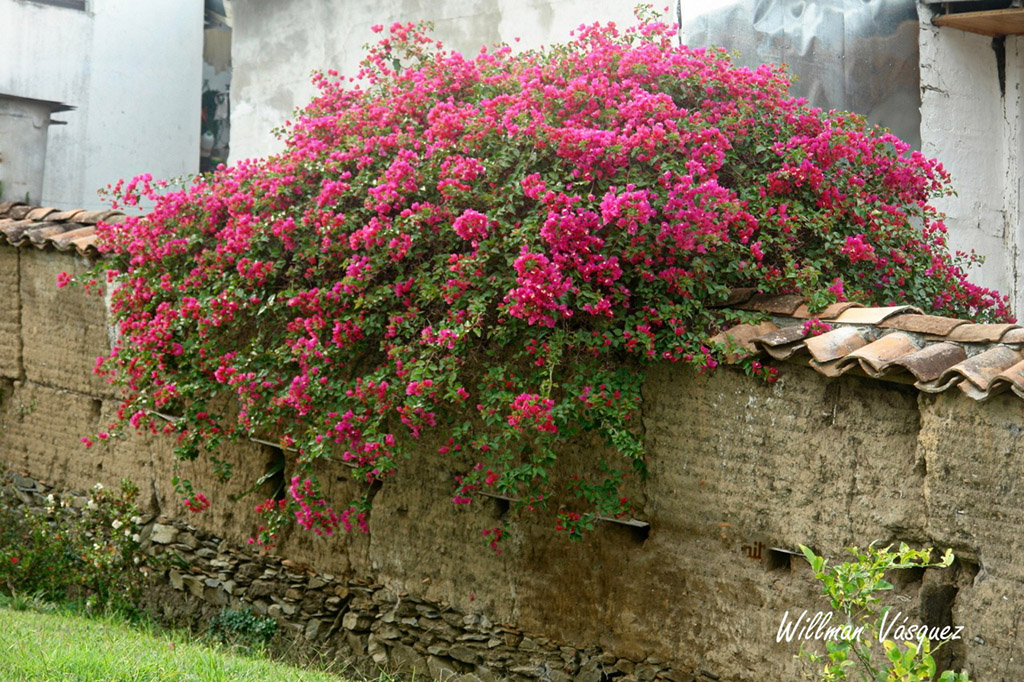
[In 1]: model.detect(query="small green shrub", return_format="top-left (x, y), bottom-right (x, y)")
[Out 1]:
top-left (798, 543), bottom-right (970, 682)
top-left (209, 606), bottom-right (278, 651)
top-left (0, 476), bottom-right (156, 613)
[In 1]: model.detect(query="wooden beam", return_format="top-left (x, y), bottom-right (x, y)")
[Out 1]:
top-left (933, 8), bottom-right (1024, 37)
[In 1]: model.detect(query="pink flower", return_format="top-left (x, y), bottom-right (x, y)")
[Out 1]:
top-left (504, 249), bottom-right (573, 327)
top-left (507, 393), bottom-right (557, 433)
top-left (801, 318), bottom-right (832, 337)
top-left (521, 173), bottom-right (546, 199)
top-left (183, 493), bottom-right (210, 513)
top-left (71, 12), bottom-right (1014, 551)
top-left (452, 209), bottom-right (489, 241)
top-left (840, 234), bottom-right (876, 263)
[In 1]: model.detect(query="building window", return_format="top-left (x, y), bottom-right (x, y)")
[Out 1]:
top-left (30, 0), bottom-right (86, 10)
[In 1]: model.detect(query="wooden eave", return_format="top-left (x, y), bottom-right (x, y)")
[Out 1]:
top-left (933, 8), bottom-right (1024, 37)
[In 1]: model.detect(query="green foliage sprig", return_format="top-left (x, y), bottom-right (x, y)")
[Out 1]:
top-left (799, 543), bottom-right (970, 682)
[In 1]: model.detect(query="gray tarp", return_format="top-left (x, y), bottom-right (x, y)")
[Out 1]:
top-left (678, 0), bottom-right (920, 147)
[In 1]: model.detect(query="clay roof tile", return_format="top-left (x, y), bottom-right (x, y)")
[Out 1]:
top-left (712, 288), bottom-right (757, 308)
top-left (886, 342), bottom-right (968, 383)
top-left (50, 226), bottom-right (98, 252)
top-left (24, 223), bottom-right (76, 247)
top-left (878, 314), bottom-right (967, 337)
top-left (708, 321), bottom-right (778, 361)
top-left (839, 332), bottom-right (920, 377)
top-left (946, 323), bottom-right (1022, 344)
top-left (791, 301), bottom-right (863, 319)
top-left (0, 201), bottom-right (25, 216)
top-left (48, 209), bottom-right (85, 222)
top-left (25, 207), bottom-right (59, 221)
top-left (987, 359), bottom-right (1024, 396)
top-left (0, 204), bottom-right (107, 254)
top-left (754, 326), bottom-right (812, 360)
top-left (0, 219), bottom-right (35, 246)
top-left (98, 212), bottom-right (127, 225)
top-left (826, 305), bottom-right (923, 325)
top-left (8, 205), bottom-right (33, 220)
top-left (804, 326), bottom-right (871, 364)
top-left (1000, 329), bottom-right (1024, 345)
top-left (70, 233), bottom-right (99, 254)
top-left (71, 210), bottom-right (111, 225)
top-left (917, 346), bottom-right (1024, 399)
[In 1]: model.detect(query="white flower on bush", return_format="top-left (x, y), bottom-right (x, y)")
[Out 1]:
top-left (111, 519), bottom-right (123, 530)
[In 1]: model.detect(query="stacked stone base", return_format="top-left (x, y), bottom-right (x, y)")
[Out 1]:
top-left (8, 471), bottom-right (683, 682)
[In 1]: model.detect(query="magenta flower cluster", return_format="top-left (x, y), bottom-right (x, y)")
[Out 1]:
top-left (84, 12), bottom-right (1009, 545)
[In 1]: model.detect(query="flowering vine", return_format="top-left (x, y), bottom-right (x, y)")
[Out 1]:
top-left (78, 11), bottom-right (1008, 546)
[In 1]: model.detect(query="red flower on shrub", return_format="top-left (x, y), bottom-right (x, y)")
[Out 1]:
top-left (183, 493), bottom-right (210, 513)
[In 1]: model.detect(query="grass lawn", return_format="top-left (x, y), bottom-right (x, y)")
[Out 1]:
top-left (0, 604), bottom-right (351, 681)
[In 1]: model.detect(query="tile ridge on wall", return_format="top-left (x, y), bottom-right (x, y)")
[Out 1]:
top-left (0, 201), bottom-right (126, 256)
top-left (710, 289), bottom-right (1024, 403)
top-left (7, 203), bottom-right (1019, 404)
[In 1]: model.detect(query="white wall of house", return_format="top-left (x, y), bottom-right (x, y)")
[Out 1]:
top-left (918, 7), bottom-right (1024, 313)
top-left (0, 0), bottom-right (204, 210)
top-left (229, 0), bottom-right (639, 162)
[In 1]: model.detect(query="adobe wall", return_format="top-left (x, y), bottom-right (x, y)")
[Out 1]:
top-left (4, 244), bottom-right (1024, 681)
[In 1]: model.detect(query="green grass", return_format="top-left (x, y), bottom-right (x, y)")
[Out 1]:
top-left (0, 604), bottom-right (351, 681)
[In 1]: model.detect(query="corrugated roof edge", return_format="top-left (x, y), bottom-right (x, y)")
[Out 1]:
top-left (0, 202), bottom-right (126, 256)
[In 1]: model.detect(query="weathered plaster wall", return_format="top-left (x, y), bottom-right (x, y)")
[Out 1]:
top-left (0, 0), bottom-right (203, 210)
top-left (7, 244), bottom-right (1024, 680)
top-left (918, 8), bottom-right (1024, 313)
top-left (0, 247), bottom-right (19, 378)
top-left (229, 0), bottom-right (639, 162)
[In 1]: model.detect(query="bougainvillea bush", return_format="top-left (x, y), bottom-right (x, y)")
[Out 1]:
top-left (80, 12), bottom-right (1009, 545)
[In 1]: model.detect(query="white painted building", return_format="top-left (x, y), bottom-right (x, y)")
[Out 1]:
top-left (229, 0), bottom-right (641, 162)
top-left (918, 2), bottom-right (1024, 312)
top-left (0, 0), bottom-right (204, 210)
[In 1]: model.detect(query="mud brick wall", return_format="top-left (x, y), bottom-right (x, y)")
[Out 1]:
top-left (4, 243), bottom-right (1024, 681)
top-left (19, 250), bottom-right (114, 396)
top-left (0, 248), bottom-right (19, 379)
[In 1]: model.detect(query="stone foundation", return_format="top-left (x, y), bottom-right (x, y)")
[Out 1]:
top-left (6, 472), bottom-right (680, 682)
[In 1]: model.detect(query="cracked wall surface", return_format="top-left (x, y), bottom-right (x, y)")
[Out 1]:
top-left (4, 245), bottom-right (1024, 679)
top-left (919, 6), bottom-right (1024, 313)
